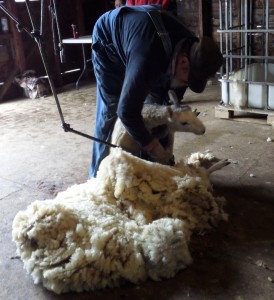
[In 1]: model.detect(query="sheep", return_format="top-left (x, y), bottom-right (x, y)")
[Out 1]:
top-left (14, 70), bottom-right (50, 99)
top-left (111, 90), bottom-right (206, 160)
top-left (12, 148), bottom-right (229, 294)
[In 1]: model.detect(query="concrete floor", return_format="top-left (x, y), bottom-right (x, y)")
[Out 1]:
top-left (1, 80), bottom-right (274, 300)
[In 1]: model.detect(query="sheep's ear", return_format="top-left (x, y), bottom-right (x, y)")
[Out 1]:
top-left (193, 108), bottom-right (200, 116)
top-left (168, 90), bottom-right (180, 107)
top-left (14, 77), bottom-right (20, 83)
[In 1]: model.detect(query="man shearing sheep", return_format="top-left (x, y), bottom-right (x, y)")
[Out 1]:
top-left (89, 5), bottom-right (223, 178)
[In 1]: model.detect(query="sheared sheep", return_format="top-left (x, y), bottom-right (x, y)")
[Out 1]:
top-left (12, 148), bottom-right (229, 294)
top-left (111, 90), bottom-right (205, 159)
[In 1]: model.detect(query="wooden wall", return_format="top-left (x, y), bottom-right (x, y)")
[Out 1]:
top-left (211, 0), bottom-right (274, 53)
top-left (0, 0), bottom-right (110, 100)
top-left (1, 0), bottom-right (274, 100)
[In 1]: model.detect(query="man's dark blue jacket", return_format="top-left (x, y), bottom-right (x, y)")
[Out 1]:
top-left (92, 6), bottom-right (197, 147)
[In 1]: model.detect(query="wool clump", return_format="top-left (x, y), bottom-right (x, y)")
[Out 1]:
top-left (12, 148), bottom-right (228, 294)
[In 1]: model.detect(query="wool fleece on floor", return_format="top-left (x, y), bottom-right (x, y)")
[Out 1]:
top-left (12, 148), bottom-right (228, 294)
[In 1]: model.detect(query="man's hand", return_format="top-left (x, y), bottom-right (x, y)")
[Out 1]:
top-left (142, 139), bottom-right (173, 165)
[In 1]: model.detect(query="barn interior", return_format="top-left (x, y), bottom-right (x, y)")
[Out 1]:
top-left (0, 1), bottom-right (274, 299)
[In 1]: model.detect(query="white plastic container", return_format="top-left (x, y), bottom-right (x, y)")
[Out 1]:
top-left (248, 83), bottom-right (267, 109)
top-left (221, 63), bottom-right (274, 110)
top-left (267, 64), bottom-right (274, 110)
top-left (221, 80), bottom-right (229, 104)
top-left (268, 86), bottom-right (274, 110)
top-left (221, 69), bottom-right (247, 109)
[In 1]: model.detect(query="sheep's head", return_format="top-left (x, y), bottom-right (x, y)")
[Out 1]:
top-left (167, 90), bottom-right (206, 135)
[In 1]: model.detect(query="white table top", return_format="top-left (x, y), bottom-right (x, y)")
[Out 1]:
top-left (62, 35), bottom-right (92, 44)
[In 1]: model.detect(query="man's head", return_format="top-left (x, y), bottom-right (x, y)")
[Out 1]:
top-left (173, 37), bottom-right (223, 93)
top-left (115, 0), bottom-right (126, 8)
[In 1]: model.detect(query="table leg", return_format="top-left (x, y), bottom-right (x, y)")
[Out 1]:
top-left (76, 44), bottom-right (86, 89)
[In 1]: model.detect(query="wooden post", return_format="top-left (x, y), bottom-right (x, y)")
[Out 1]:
top-left (198, 0), bottom-right (203, 37)
top-left (5, 0), bottom-right (26, 73)
top-left (75, 0), bottom-right (85, 36)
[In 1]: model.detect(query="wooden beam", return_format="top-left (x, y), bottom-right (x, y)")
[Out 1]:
top-left (75, 0), bottom-right (85, 36)
top-left (5, 0), bottom-right (26, 72)
top-left (0, 44), bottom-right (36, 102)
top-left (198, 0), bottom-right (203, 37)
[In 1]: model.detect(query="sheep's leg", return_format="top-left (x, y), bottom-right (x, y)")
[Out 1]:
top-left (163, 132), bottom-right (174, 156)
top-left (207, 159), bottom-right (230, 174)
top-left (111, 119), bottom-right (125, 145)
top-left (160, 132), bottom-right (175, 166)
top-left (111, 119), bottom-right (141, 156)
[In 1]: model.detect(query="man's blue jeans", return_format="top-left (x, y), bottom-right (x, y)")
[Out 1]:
top-left (89, 25), bottom-right (125, 178)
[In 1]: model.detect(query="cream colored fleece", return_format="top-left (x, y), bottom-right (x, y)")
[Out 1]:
top-left (12, 148), bottom-right (227, 294)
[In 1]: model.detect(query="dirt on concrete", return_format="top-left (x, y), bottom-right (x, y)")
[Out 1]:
top-left (0, 80), bottom-right (274, 300)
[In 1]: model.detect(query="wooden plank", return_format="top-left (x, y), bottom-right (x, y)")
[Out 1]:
top-left (215, 106), bottom-right (234, 119)
top-left (215, 105), bottom-right (274, 126)
top-left (267, 115), bottom-right (274, 126)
